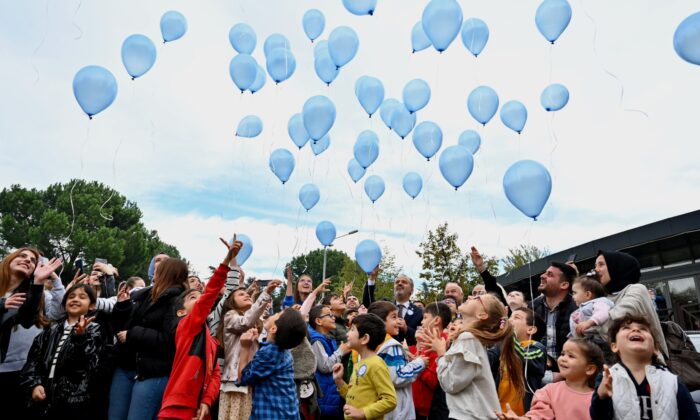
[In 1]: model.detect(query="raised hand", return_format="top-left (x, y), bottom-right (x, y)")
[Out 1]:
top-left (4, 293), bottom-right (26, 310)
top-left (33, 257), bottom-right (63, 284)
top-left (313, 278), bottom-right (332, 295)
top-left (240, 328), bottom-right (259, 348)
top-left (470, 246), bottom-right (485, 272)
top-left (286, 264), bottom-right (293, 284)
top-left (342, 281), bottom-right (354, 298)
top-left (265, 279), bottom-right (282, 294)
top-left (332, 363), bottom-right (344, 382)
top-left (597, 365), bottom-right (613, 399)
top-left (421, 326), bottom-right (447, 357)
top-left (117, 282), bottom-right (130, 302)
top-left (74, 315), bottom-right (96, 336)
top-left (369, 265), bottom-right (380, 281)
top-left (67, 270), bottom-right (88, 290)
top-left (220, 234), bottom-right (243, 267)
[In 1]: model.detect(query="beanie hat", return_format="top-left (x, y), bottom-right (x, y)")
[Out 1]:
top-left (597, 250), bottom-right (641, 294)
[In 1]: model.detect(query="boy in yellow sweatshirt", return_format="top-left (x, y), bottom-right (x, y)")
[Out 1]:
top-left (332, 314), bottom-right (397, 420)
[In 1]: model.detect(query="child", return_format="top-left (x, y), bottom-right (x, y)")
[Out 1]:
top-left (236, 308), bottom-right (307, 420)
top-left (497, 337), bottom-right (604, 420)
top-left (345, 308), bottom-right (359, 327)
top-left (20, 283), bottom-right (105, 418)
top-left (413, 302), bottom-right (452, 420)
top-left (590, 314), bottom-right (699, 420)
top-left (368, 301), bottom-right (426, 420)
top-left (332, 314), bottom-right (397, 419)
top-left (159, 237), bottom-right (241, 420)
top-left (570, 276), bottom-right (614, 338)
top-left (308, 305), bottom-right (351, 419)
top-left (422, 293), bottom-right (524, 419)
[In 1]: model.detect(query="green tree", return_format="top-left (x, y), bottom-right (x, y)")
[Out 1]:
top-left (415, 223), bottom-right (471, 303)
top-left (286, 248), bottom-right (351, 292)
top-left (0, 180), bottom-right (181, 283)
top-left (501, 244), bottom-right (549, 272)
top-left (342, 246), bottom-right (402, 303)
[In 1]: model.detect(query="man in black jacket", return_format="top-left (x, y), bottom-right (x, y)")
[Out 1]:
top-left (362, 269), bottom-right (423, 346)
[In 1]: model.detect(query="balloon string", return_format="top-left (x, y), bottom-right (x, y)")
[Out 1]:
top-left (548, 43), bottom-right (554, 85)
top-left (547, 112), bottom-right (558, 173)
top-left (72, 0), bottom-right (83, 40)
top-left (31, 0), bottom-right (50, 85)
top-left (578, 0), bottom-right (649, 118)
top-left (523, 218), bottom-right (537, 396)
top-left (66, 120), bottom-right (91, 245)
top-left (98, 137), bottom-right (123, 222)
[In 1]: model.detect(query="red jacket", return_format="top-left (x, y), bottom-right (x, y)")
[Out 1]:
top-left (159, 264), bottom-right (227, 418)
top-left (411, 331), bottom-right (448, 417)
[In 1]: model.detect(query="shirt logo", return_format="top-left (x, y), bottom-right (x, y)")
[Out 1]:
top-left (357, 364), bottom-right (368, 377)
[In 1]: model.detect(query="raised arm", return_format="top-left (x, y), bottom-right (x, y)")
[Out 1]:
top-left (471, 246), bottom-right (507, 307)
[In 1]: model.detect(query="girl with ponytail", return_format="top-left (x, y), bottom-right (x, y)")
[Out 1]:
top-left (421, 293), bottom-right (525, 419)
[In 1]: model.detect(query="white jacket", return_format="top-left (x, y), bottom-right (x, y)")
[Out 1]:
top-left (376, 337), bottom-right (425, 420)
top-left (437, 332), bottom-right (500, 420)
top-left (610, 363), bottom-right (678, 420)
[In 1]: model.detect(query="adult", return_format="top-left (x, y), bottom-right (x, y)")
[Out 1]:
top-left (345, 294), bottom-right (360, 310)
top-left (470, 246), bottom-right (508, 307)
top-left (187, 275), bottom-right (204, 292)
top-left (362, 269), bottom-right (423, 346)
top-left (444, 282), bottom-right (464, 305)
top-left (109, 258), bottom-right (187, 420)
top-left (0, 248), bottom-right (63, 418)
top-left (594, 250), bottom-right (669, 359)
top-left (283, 265), bottom-right (314, 309)
top-left (147, 252), bottom-right (169, 282)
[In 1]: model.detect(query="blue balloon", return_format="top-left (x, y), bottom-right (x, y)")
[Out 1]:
top-left (249, 64), bottom-right (266, 93)
top-left (328, 26), bottom-right (359, 68)
top-left (540, 83), bottom-right (569, 112)
top-left (229, 54), bottom-right (258, 92)
top-left (458, 130), bottom-right (481, 154)
top-left (299, 183), bottom-right (320, 211)
top-left (72, 65), bottom-right (118, 119)
top-left (503, 160), bottom-right (552, 220)
top-left (467, 85), bottom-right (499, 126)
top-left (402, 172), bottom-right (423, 199)
top-left (314, 51), bottom-right (339, 85)
top-left (355, 239), bottom-right (382, 274)
top-left (364, 175), bottom-right (385, 203)
top-left (380, 98), bottom-right (401, 130)
top-left (353, 130), bottom-right (380, 169)
top-left (347, 158), bottom-right (366, 183)
top-left (311, 134), bottom-right (330, 156)
top-left (269, 148), bottom-right (295, 184)
top-left (236, 115), bottom-right (263, 138)
top-left (439, 145), bottom-right (474, 190)
top-left (535, 0), bottom-right (572, 44)
top-left (121, 34), bottom-right (156, 79)
top-left (235, 234), bottom-right (253, 266)
top-left (391, 104), bottom-right (417, 139)
top-left (266, 48), bottom-right (296, 84)
top-left (500, 100), bottom-right (528, 134)
top-left (263, 34), bottom-right (290, 57)
top-left (302, 96), bottom-right (336, 141)
top-left (355, 76), bottom-right (385, 117)
top-left (411, 21), bottom-right (431, 53)
top-left (314, 40), bottom-right (329, 59)
top-left (303, 9), bottom-right (325, 42)
top-left (674, 12), bottom-right (700, 65)
top-left (422, 0), bottom-right (463, 52)
top-left (461, 18), bottom-right (489, 57)
top-left (288, 113), bottom-right (310, 149)
top-left (412, 121), bottom-right (443, 161)
top-left (343, 0), bottom-right (377, 16)
top-left (160, 11), bottom-right (187, 43)
top-left (229, 23), bottom-right (256, 54)
top-left (316, 221), bottom-right (336, 247)
top-left (403, 79), bottom-right (431, 113)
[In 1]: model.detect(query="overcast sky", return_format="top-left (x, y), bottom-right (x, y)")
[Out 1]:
top-left (1, 0), bottom-right (699, 283)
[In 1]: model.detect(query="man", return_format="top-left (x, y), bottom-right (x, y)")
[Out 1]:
top-left (443, 282), bottom-right (464, 305)
top-left (345, 294), bottom-right (360, 310)
top-left (470, 284), bottom-right (486, 296)
top-left (362, 269), bottom-right (423, 346)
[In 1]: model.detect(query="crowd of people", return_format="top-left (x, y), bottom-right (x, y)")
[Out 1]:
top-left (1, 236), bottom-right (698, 420)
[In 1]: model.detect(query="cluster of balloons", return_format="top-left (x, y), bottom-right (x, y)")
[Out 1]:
top-left (313, 26), bottom-right (359, 85)
top-left (73, 10), bottom-right (187, 118)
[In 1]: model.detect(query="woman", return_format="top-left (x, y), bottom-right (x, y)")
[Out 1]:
top-left (108, 258), bottom-right (187, 420)
top-left (282, 265), bottom-right (314, 309)
top-left (0, 248), bottom-right (62, 417)
top-left (594, 250), bottom-right (669, 361)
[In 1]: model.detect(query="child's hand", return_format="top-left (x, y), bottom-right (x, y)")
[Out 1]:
top-left (67, 270), bottom-right (88, 290)
top-left (339, 342), bottom-right (351, 355)
top-left (220, 234), bottom-right (243, 267)
top-left (575, 319), bottom-right (596, 336)
top-left (597, 364), bottom-right (613, 399)
top-left (32, 385), bottom-right (46, 402)
top-left (342, 281), bottom-right (354, 298)
top-left (313, 278), bottom-right (331, 295)
top-left (194, 403), bottom-right (210, 420)
top-left (422, 327), bottom-right (447, 357)
top-left (343, 404), bottom-right (366, 419)
top-left (419, 355), bottom-right (430, 366)
top-left (240, 329), bottom-right (259, 348)
top-left (74, 315), bottom-right (96, 336)
top-left (117, 282), bottom-right (130, 302)
top-left (117, 330), bottom-right (127, 343)
top-left (495, 403), bottom-right (523, 419)
top-left (265, 279), bottom-right (282, 294)
top-left (332, 363), bottom-right (344, 382)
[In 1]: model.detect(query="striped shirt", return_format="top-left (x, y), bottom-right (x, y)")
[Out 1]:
top-left (49, 322), bottom-right (73, 379)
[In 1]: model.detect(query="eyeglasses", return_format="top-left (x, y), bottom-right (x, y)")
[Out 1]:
top-left (471, 289), bottom-right (486, 296)
top-left (467, 294), bottom-right (487, 311)
top-left (320, 314), bottom-right (336, 320)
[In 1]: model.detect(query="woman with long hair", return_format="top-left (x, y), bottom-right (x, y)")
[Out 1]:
top-left (282, 265), bottom-right (314, 309)
top-left (108, 257), bottom-right (187, 420)
top-left (0, 247), bottom-right (62, 417)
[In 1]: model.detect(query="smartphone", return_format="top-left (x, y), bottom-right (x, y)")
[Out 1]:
top-left (256, 279), bottom-right (272, 287)
top-left (75, 259), bottom-right (85, 274)
top-left (95, 258), bottom-right (108, 265)
top-left (39, 256), bottom-right (49, 265)
top-left (567, 253), bottom-right (577, 263)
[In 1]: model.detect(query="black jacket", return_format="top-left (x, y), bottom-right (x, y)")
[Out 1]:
top-left (0, 278), bottom-right (44, 363)
top-left (529, 293), bottom-right (577, 372)
top-left (362, 282), bottom-right (423, 346)
top-left (19, 320), bottom-right (105, 414)
top-left (111, 285), bottom-right (183, 379)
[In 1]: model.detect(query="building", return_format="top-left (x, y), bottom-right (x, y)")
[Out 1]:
top-left (498, 210), bottom-right (700, 330)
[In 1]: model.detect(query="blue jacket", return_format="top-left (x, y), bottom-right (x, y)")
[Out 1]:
top-left (308, 327), bottom-right (342, 416)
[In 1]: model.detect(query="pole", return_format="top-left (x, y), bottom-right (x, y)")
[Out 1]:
top-left (321, 246), bottom-right (328, 300)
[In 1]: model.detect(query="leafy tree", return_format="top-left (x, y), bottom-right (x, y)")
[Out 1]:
top-left (415, 223), bottom-right (471, 302)
top-left (0, 180), bottom-right (181, 283)
top-left (501, 244), bottom-right (549, 272)
top-left (286, 248), bottom-right (351, 292)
